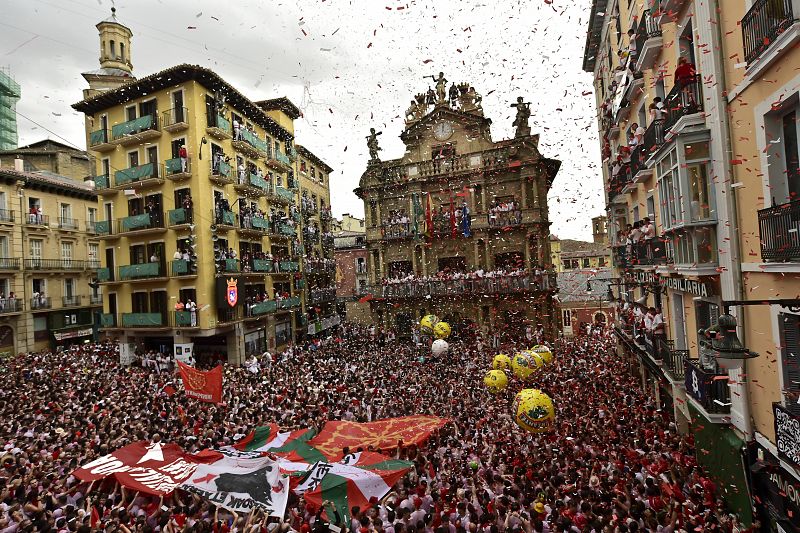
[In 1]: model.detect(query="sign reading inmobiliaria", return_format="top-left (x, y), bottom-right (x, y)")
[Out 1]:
top-left (178, 361), bottom-right (223, 403)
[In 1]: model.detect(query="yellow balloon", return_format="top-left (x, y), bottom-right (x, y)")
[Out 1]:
top-left (531, 345), bottom-right (553, 365)
top-left (513, 389), bottom-right (555, 433)
top-left (483, 369), bottom-right (508, 393)
top-left (511, 351), bottom-right (539, 380)
top-left (433, 321), bottom-right (451, 339)
top-left (420, 314), bottom-right (439, 335)
top-left (492, 353), bottom-right (512, 370)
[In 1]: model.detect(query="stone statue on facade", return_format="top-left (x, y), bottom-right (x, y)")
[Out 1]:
top-left (458, 84), bottom-right (483, 114)
top-left (425, 72), bottom-right (448, 104)
top-left (405, 93), bottom-right (429, 124)
top-left (448, 83), bottom-right (459, 108)
top-left (366, 127), bottom-right (383, 163)
top-left (511, 96), bottom-right (532, 137)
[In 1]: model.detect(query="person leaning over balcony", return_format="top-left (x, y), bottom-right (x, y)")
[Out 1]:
top-left (628, 221), bottom-right (642, 263)
top-left (641, 216), bottom-right (656, 259)
top-left (674, 56), bottom-right (698, 107)
top-left (173, 248), bottom-right (182, 261)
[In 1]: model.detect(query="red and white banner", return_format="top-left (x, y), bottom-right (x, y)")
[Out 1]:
top-left (178, 362), bottom-right (223, 403)
top-left (73, 441), bottom-right (206, 495)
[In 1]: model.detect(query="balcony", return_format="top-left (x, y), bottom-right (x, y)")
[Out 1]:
top-left (96, 267), bottom-right (113, 282)
top-left (111, 115), bottom-right (160, 146)
top-left (742, 0), bottom-right (799, 66)
top-left (99, 313), bottom-right (116, 328)
top-left (303, 231), bottom-right (321, 245)
top-left (30, 297), bottom-right (52, 310)
top-left (24, 259), bottom-right (86, 271)
top-left (94, 220), bottom-right (115, 238)
top-left (663, 76), bottom-right (704, 134)
top-left (304, 259), bottom-right (336, 275)
top-left (684, 358), bottom-right (731, 414)
top-left (487, 210), bottom-right (523, 228)
top-left (206, 113), bottom-right (233, 140)
top-left (173, 310), bottom-right (198, 328)
top-left (0, 258), bottom-right (19, 270)
top-left (119, 212), bottom-right (166, 234)
top-left (662, 341), bottom-right (690, 381)
top-left (62, 295), bottom-right (83, 307)
top-left (378, 223), bottom-right (410, 240)
top-left (270, 223), bottom-right (296, 238)
top-left (217, 306), bottom-right (243, 324)
top-left (251, 259), bottom-right (273, 272)
top-left (25, 213), bottom-right (50, 228)
top-left (634, 9), bottom-right (663, 72)
top-left (89, 294), bottom-right (103, 305)
top-left (277, 296), bottom-right (301, 310)
top-left (165, 157), bottom-right (192, 181)
top-left (234, 172), bottom-right (270, 196)
top-left (162, 107), bottom-right (189, 133)
top-left (615, 238), bottom-right (670, 268)
top-left (373, 273), bottom-right (556, 300)
top-left (57, 217), bottom-right (80, 231)
top-left (171, 259), bottom-right (197, 277)
top-left (92, 175), bottom-right (116, 196)
top-left (278, 261), bottom-right (300, 273)
top-left (266, 150), bottom-right (292, 171)
top-left (0, 299), bottom-right (23, 314)
top-left (216, 258), bottom-right (240, 275)
top-left (238, 216), bottom-right (271, 236)
top-left (0, 209), bottom-right (14, 224)
top-left (758, 200), bottom-right (800, 261)
top-left (232, 129), bottom-right (269, 158)
top-left (114, 162), bottom-right (163, 188)
top-left (121, 312), bottom-right (167, 328)
top-left (118, 262), bottom-right (166, 282)
top-left (642, 119), bottom-right (665, 157)
top-left (275, 186), bottom-right (296, 204)
top-left (607, 164), bottom-right (631, 203)
top-left (309, 288), bottom-right (336, 304)
top-left (89, 128), bottom-right (115, 152)
top-left (168, 207), bottom-right (192, 227)
top-left (210, 159), bottom-right (235, 185)
top-left (245, 299), bottom-right (277, 318)
top-left (214, 209), bottom-right (237, 228)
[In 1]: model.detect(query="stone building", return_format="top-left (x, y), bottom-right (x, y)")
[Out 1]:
top-left (356, 77), bottom-right (560, 336)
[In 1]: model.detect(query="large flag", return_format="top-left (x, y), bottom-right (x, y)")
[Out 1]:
top-left (234, 427), bottom-right (326, 463)
top-left (411, 193), bottom-right (422, 238)
top-left (280, 451), bottom-right (412, 523)
top-left (178, 362), bottom-right (223, 403)
top-left (424, 193), bottom-right (433, 240)
top-left (306, 415), bottom-right (448, 460)
top-left (73, 441), bottom-right (207, 495)
top-left (181, 450), bottom-right (290, 516)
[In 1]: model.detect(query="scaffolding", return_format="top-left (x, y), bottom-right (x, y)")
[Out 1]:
top-left (0, 67), bottom-right (21, 150)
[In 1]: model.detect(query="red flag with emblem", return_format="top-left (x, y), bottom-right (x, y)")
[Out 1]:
top-left (178, 362), bottom-right (223, 403)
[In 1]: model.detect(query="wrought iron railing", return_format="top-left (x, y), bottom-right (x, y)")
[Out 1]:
top-left (664, 75), bottom-right (703, 132)
top-left (758, 200), bottom-right (800, 261)
top-left (373, 273), bottom-right (556, 299)
top-left (742, 0), bottom-right (797, 65)
top-left (684, 358), bottom-right (731, 414)
top-left (634, 9), bottom-right (663, 61)
top-left (30, 297), bottom-right (51, 310)
top-left (0, 257), bottom-right (20, 270)
top-left (642, 118), bottom-right (665, 155)
top-left (24, 259), bottom-right (86, 270)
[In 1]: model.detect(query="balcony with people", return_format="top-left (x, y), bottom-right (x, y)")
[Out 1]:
top-left (210, 151), bottom-right (235, 185)
top-left (304, 257), bottom-right (336, 275)
top-left (309, 287), bottom-right (337, 305)
top-left (234, 164), bottom-right (270, 196)
top-left (381, 209), bottom-right (413, 240)
top-left (206, 112), bottom-right (232, 140)
top-left (114, 161), bottom-right (163, 188)
top-left (164, 152), bottom-right (191, 181)
top-left (614, 219), bottom-right (669, 268)
top-left (487, 199), bottom-right (522, 228)
top-left (372, 266), bottom-right (556, 300)
top-left (237, 205), bottom-right (271, 236)
top-left (0, 296), bottom-right (23, 315)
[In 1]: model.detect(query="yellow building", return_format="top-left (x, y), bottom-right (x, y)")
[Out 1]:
top-left (0, 161), bottom-right (103, 355)
top-left (585, 0), bottom-right (800, 525)
top-left (356, 77), bottom-right (560, 337)
top-left (72, 12), bottom-right (334, 364)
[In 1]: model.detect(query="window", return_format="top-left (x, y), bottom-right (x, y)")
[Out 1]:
top-left (125, 105), bottom-right (137, 121)
top-left (88, 243), bottom-right (99, 266)
top-left (599, 256), bottom-right (607, 267)
top-left (562, 309), bottom-right (572, 327)
top-left (110, 40), bottom-right (116, 57)
top-left (0, 236), bottom-right (7, 258)
top-left (120, 42), bottom-right (125, 61)
top-left (128, 151), bottom-right (139, 168)
top-left (582, 258), bottom-right (590, 268)
top-left (301, 160), bottom-right (307, 172)
top-left (356, 257), bottom-right (366, 274)
top-left (765, 100), bottom-right (800, 205)
top-left (29, 239), bottom-right (42, 259)
top-left (60, 203), bottom-right (72, 222)
top-left (779, 313), bottom-right (800, 415)
top-left (64, 278), bottom-right (75, 298)
top-left (657, 148), bottom-right (680, 229)
top-left (311, 167), bottom-right (316, 179)
top-left (61, 242), bottom-right (73, 266)
top-left (32, 278), bottom-right (46, 296)
top-left (0, 192), bottom-right (6, 211)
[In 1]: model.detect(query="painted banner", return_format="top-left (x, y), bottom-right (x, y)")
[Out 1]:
top-left (181, 450), bottom-right (289, 516)
top-left (178, 362), bottom-right (223, 403)
top-left (174, 343), bottom-right (195, 365)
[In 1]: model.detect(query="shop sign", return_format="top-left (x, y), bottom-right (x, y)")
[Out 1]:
top-left (625, 271), bottom-right (658, 285)
top-left (660, 276), bottom-right (714, 297)
top-left (750, 442), bottom-right (800, 533)
top-left (774, 403), bottom-right (800, 469)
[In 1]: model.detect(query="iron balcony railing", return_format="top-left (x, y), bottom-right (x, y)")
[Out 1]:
top-left (0, 298), bottom-right (23, 314)
top-left (57, 217), bottom-right (79, 230)
top-left (616, 237), bottom-right (670, 267)
top-left (171, 259), bottom-right (197, 276)
top-left (111, 114), bottom-right (159, 141)
top-left (304, 259), bottom-right (336, 274)
top-left (634, 9), bottom-right (663, 62)
top-left (373, 273), bottom-right (556, 299)
top-left (24, 259), bottom-right (87, 270)
top-left (685, 358), bottom-right (731, 414)
top-left (664, 75), bottom-right (704, 133)
top-left (168, 207), bottom-right (193, 226)
top-left (309, 288), bottom-right (337, 304)
top-left (758, 200), bottom-right (800, 261)
top-left (165, 157), bottom-right (191, 177)
top-left (0, 257), bottom-right (20, 270)
top-left (118, 211), bottom-right (166, 232)
top-left (0, 209), bottom-right (15, 223)
top-left (119, 312), bottom-right (168, 328)
top-left (487, 210), bottom-right (523, 228)
top-left (62, 295), bottom-right (83, 307)
top-left (742, 0), bottom-right (798, 65)
top-left (115, 162), bottom-right (161, 187)
top-left (30, 297), bottom-right (52, 310)
top-left (162, 107), bottom-right (188, 128)
top-left (173, 310), bottom-right (198, 328)
top-left (89, 128), bottom-right (110, 147)
top-left (117, 262), bottom-right (166, 281)
top-left (89, 294), bottom-right (103, 305)
top-left (663, 343), bottom-right (690, 381)
top-left (25, 213), bottom-right (49, 226)
top-left (642, 118), bottom-right (665, 155)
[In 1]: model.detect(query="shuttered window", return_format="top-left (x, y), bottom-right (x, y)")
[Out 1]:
top-left (779, 313), bottom-right (800, 416)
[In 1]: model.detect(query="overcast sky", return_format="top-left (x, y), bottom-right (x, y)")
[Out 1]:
top-left (2, 0), bottom-right (605, 240)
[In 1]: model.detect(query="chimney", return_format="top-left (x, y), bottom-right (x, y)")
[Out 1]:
top-left (14, 157), bottom-right (24, 172)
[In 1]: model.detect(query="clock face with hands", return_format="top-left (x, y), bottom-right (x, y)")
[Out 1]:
top-left (433, 121), bottom-right (454, 141)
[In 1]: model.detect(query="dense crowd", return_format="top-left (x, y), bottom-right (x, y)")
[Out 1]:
top-left (0, 326), bottom-right (752, 533)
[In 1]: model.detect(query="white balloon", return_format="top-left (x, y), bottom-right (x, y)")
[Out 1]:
top-left (431, 339), bottom-right (449, 356)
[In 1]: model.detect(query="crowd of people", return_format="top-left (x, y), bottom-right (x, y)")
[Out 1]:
top-left (615, 219), bottom-right (659, 264)
top-left (487, 200), bottom-right (522, 227)
top-left (0, 324), bottom-right (754, 533)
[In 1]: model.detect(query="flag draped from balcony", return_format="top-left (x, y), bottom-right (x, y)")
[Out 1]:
top-left (411, 193), bottom-right (422, 239)
top-left (449, 192), bottom-right (457, 238)
top-left (424, 193), bottom-right (433, 240)
top-left (460, 203), bottom-right (471, 237)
